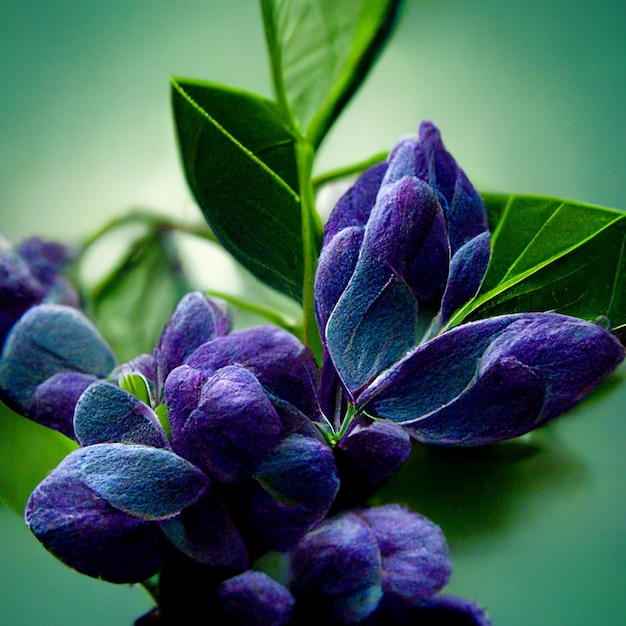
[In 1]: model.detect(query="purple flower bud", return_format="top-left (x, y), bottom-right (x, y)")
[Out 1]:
top-left (217, 571), bottom-right (295, 626)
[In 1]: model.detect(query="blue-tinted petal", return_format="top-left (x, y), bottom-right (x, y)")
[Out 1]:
top-left (74, 381), bottom-right (169, 448)
top-left (401, 356), bottom-right (546, 445)
top-left (478, 313), bottom-right (625, 423)
top-left (184, 325), bottom-right (319, 419)
top-left (356, 504), bottom-right (452, 604)
top-left (71, 443), bottom-right (208, 520)
top-left (0, 304), bottom-right (116, 406)
top-left (218, 571), bottom-right (295, 626)
top-left (361, 176), bottom-right (449, 303)
top-left (251, 434), bottom-right (339, 550)
top-left (25, 459), bottom-right (163, 583)
top-left (156, 291), bottom-right (230, 392)
top-left (439, 231), bottom-right (491, 325)
top-left (160, 488), bottom-right (247, 571)
top-left (359, 315), bottom-right (518, 415)
top-left (415, 122), bottom-right (488, 254)
top-left (172, 365), bottom-right (282, 483)
top-left (0, 251), bottom-right (44, 346)
top-left (288, 512), bottom-right (383, 622)
top-left (26, 372), bottom-right (97, 438)
top-left (314, 225), bottom-right (364, 337)
top-left (416, 594), bottom-right (492, 626)
top-left (338, 417), bottom-right (411, 486)
top-left (323, 161), bottom-right (388, 245)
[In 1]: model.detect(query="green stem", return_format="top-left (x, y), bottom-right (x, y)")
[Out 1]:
top-left (78, 209), bottom-right (217, 257)
top-left (312, 150), bottom-right (389, 192)
top-left (296, 138), bottom-right (324, 364)
top-left (206, 289), bottom-right (302, 337)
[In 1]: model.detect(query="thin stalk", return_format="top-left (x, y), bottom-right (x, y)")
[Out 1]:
top-left (312, 150), bottom-right (389, 192)
top-left (296, 137), bottom-right (323, 364)
top-left (79, 209), bottom-right (217, 257)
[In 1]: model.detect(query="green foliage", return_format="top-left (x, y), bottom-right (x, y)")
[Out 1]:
top-left (88, 227), bottom-right (192, 363)
top-left (171, 79), bottom-right (304, 301)
top-left (447, 194), bottom-right (626, 333)
top-left (261, 0), bottom-right (404, 147)
top-left (0, 400), bottom-right (77, 514)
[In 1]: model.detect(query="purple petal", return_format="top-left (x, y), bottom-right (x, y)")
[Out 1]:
top-left (359, 315), bottom-right (518, 414)
top-left (217, 571), bottom-right (295, 626)
top-left (0, 304), bottom-right (116, 406)
top-left (323, 161), bottom-right (388, 245)
top-left (26, 372), bottom-right (97, 439)
top-left (314, 225), bottom-right (364, 336)
top-left (251, 434), bottom-right (339, 551)
top-left (337, 417), bottom-right (411, 486)
top-left (26, 462), bottom-right (163, 583)
top-left (160, 488), bottom-right (248, 571)
top-left (362, 313), bottom-right (624, 445)
top-left (74, 381), bottom-right (169, 448)
top-left (401, 356), bottom-right (546, 445)
top-left (326, 266), bottom-right (417, 398)
top-left (184, 325), bottom-right (320, 419)
top-left (356, 504), bottom-right (452, 604)
top-left (156, 292), bottom-right (230, 392)
top-left (361, 176), bottom-right (449, 304)
top-left (439, 231), bottom-right (491, 324)
top-left (70, 443), bottom-right (208, 520)
top-left (0, 251), bottom-right (45, 346)
top-left (478, 313), bottom-right (625, 423)
top-left (416, 594), bottom-right (492, 626)
top-left (288, 512), bottom-right (383, 623)
top-left (172, 365), bottom-right (282, 483)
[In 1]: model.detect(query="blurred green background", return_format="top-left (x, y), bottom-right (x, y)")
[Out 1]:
top-left (1, 1), bottom-right (625, 624)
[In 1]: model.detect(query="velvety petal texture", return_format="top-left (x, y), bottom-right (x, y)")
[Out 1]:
top-left (361, 313), bottom-right (624, 445)
top-left (315, 121), bottom-right (493, 420)
top-left (0, 237), bottom-right (79, 349)
top-left (217, 571), bottom-right (295, 626)
top-left (74, 381), bottom-right (169, 448)
top-left (289, 504), bottom-right (455, 624)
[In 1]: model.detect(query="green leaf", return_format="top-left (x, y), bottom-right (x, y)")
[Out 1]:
top-left (0, 400), bottom-right (77, 514)
top-left (261, 0), bottom-right (404, 147)
top-left (447, 194), bottom-right (626, 331)
top-left (171, 78), bottom-right (304, 301)
top-left (88, 227), bottom-right (192, 363)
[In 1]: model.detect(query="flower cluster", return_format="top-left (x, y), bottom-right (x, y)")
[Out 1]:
top-left (315, 121), bottom-right (624, 446)
top-left (0, 236), bottom-right (79, 349)
top-left (1, 121), bottom-right (624, 626)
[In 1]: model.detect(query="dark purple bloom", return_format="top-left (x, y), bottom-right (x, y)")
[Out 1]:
top-left (288, 504), bottom-right (489, 625)
top-left (217, 571), bottom-right (295, 626)
top-left (0, 236), bottom-right (79, 349)
top-left (18, 291), bottom-right (339, 583)
top-left (315, 121), bottom-right (625, 447)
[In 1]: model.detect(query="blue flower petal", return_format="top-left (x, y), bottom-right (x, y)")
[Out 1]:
top-left (288, 512), bottom-right (383, 623)
top-left (478, 313), bottom-right (625, 423)
top-left (356, 504), bottom-right (452, 604)
top-left (25, 460), bottom-right (163, 583)
top-left (439, 231), bottom-right (491, 325)
top-left (155, 292), bottom-right (230, 393)
top-left (70, 443), bottom-right (208, 520)
top-left (26, 372), bottom-right (97, 438)
top-left (338, 417), bottom-right (411, 486)
top-left (184, 325), bottom-right (320, 419)
top-left (160, 488), bottom-right (248, 571)
top-left (323, 161), bottom-right (388, 245)
top-left (172, 365), bottom-right (282, 483)
top-left (217, 571), bottom-right (295, 626)
top-left (315, 225), bottom-right (364, 336)
top-left (251, 434), bottom-right (339, 551)
top-left (74, 381), bottom-right (169, 448)
top-left (0, 304), bottom-right (116, 406)
top-left (361, 313), bottom-right (624, 445)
